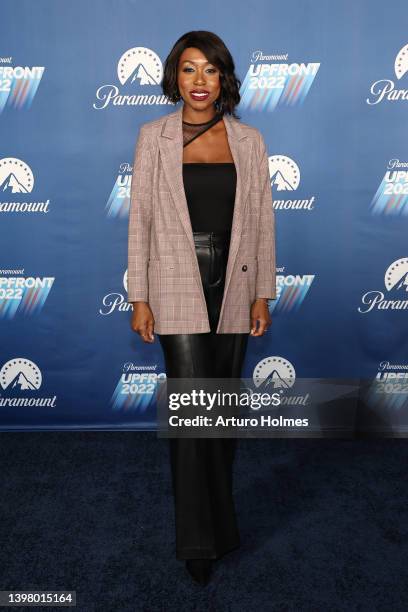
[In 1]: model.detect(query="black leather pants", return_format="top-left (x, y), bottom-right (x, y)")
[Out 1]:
top-left (157, 230), bottom-right (249, 560)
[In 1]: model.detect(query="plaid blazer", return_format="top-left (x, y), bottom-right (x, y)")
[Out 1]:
top-left (127, 104), bottom-right (276, 334)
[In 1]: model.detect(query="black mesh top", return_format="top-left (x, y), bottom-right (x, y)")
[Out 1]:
top-left (182, 112), bottom-right (224, 148)
top-left (182, 113), bottom-right (236, 233)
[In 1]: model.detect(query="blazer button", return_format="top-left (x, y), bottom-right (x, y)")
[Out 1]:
top-left (242, 264), bottom-right (247, 271)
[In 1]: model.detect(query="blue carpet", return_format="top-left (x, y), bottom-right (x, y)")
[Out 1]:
top-left (0, 433), bottom-right (406, 611)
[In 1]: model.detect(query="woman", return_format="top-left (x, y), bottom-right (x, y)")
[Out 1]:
top-left (127, 31), bottom-right (276, 585)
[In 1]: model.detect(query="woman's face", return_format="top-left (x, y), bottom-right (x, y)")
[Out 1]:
top-left (177, 47), bottom-right (222, 111)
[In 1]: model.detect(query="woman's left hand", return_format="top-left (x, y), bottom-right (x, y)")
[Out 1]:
top-left (250, 298), bottom-right (272, 336)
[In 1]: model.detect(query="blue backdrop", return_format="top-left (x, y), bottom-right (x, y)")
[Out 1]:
top-left (1, 0), bottom-right (407, 431)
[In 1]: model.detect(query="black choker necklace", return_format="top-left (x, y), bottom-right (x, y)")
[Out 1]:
top-left (182, 113), bottom-right (222, 126)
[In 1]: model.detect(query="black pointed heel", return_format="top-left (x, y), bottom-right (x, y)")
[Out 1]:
top-left (185, 558), bottom-right (213, 585)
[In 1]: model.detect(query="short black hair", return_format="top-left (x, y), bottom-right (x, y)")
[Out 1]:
top-left (162, 30), bottom-right (241, 119)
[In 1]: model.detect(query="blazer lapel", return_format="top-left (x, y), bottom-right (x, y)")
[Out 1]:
top-left (158, 104), bottom-right (252, 318)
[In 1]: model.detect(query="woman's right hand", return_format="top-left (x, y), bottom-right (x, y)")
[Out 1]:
top-left (130, 302), bottom-right (155, 343)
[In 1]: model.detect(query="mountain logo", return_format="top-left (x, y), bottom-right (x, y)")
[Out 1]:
top-left (0, 158), bottom-right (33, 194)
top-left (117, 47), bottom-right (163, 86)
top-left (367, 43), bottom-right (408, 105)
top-left (93, 46), bottom-right (165, 109)
top-left (385, 258), bottom-right (408, 292)
top-left (253, 356), bottom-right (296, 389)
top-left (9, 371), bottom-right (36, 390)
top-left (358, 258), bottom-right (408, 313)
top-left (0, 358), bottom-right (42, 391)
top-left (268, 155), bottom-right (300, 191)
top-left (0, 172), bottom-right (28, 193)
top-left (129, 63), bottom-right (157, 85)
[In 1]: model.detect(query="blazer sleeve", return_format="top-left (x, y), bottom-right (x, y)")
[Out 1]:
top-left (127, 125), bottom-right (153, 303)
top-left (255, 131), bottom-right (277, 300)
